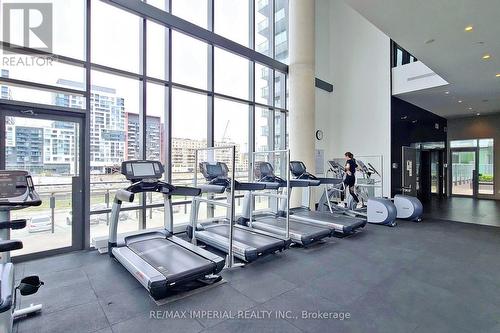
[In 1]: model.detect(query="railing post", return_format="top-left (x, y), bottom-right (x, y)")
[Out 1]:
top-left (105, 189), bottom-right (110, 226)
top-left (50, 193), bottom-right (55, 234)
top-left (149, 192), bottom-right (153, 219)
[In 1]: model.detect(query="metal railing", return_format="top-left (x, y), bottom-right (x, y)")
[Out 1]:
top-left (452, 163), bottom-right (493, 185)
top-left (29, 171), bottom-right (253, 233)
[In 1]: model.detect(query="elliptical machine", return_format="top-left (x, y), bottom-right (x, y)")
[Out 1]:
top-left (0, 170), bottom-right (44, 333)
top-left (354, 160), bottom-right (423, 222)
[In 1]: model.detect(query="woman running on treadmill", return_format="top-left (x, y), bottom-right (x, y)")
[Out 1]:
top-left (344, 152), bottom-right (359, 205)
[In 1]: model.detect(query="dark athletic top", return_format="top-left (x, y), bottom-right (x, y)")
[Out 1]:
top-left (345, 159), bottom-right (358, 178)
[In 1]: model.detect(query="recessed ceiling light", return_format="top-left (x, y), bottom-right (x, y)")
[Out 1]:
top-left (445, 91), bottom-right (450, 94)
top-left (482, 54), bottom-right (491, 60)
top-left (468, 107), bottom-right (473, 110)
top-left (476, 113), bottom-right (481, 116)
top-left (458, 100), bottom-right (463, 103)
top-left (465, 26), bottom-right (473, 32)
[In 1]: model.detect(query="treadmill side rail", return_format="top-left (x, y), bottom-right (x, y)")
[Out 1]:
top-left (112, 247), bottom-right (165, 291)
top-left (168, 235), bottom-right (225, 272)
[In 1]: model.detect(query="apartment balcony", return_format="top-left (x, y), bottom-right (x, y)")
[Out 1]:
top-left (275, 41), bottom-right (288, 60)
top-left (257, 0), bottom-right (269, 13)
top-left (261, 86), bottom-right (269, 99)
top-left (257, 19), bottom-right (269, 36)
top-left (257, 41), bottom-right (269, 55)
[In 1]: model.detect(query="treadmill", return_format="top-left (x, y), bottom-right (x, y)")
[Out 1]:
top-left (189, 162), bottom-right (290, 262)
top-left (288, 161), bottom-right (367, 235)
top-left (108, 160), bottom-right (225, 300)
top-left (240, 162), bottom-right (332, 246)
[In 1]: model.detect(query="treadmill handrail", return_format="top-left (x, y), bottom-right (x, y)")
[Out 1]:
top-left (124, 180), bottom-right (201, 197)
top-left (234, 181), bottom-right (266, 191)
top-left (315, 177), bottom-right (343, 185)
top-left (198, 184), bottom-right (226, 194)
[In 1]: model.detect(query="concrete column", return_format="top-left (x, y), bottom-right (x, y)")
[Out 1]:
top-left (288, 0), bottom-right (315, 206)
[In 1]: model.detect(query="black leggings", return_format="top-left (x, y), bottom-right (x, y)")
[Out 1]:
top-left (343, 176), bottom-right (359, 203)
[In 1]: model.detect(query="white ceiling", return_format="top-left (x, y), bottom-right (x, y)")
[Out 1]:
top-left (345, 0), bottom-right (500, 118)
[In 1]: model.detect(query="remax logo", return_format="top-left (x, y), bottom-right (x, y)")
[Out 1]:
top-left (2, 3), bottom-right (53, 52)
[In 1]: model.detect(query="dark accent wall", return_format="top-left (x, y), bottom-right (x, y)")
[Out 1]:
top-left (391, 97), bottom-right (447, 196)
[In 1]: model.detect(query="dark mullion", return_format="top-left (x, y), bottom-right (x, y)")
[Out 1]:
top-left (139, 17), bottom-right (147, 230)
top-left (0, 41), bottom-right (86, 67)
top-left (0, 77), bottom-right (87, 96)
top-left (250, 0), bottom-right (255, 50)
top-left (207, 0), bottom-right (215, 149)
top-left (271, 0), bottom-right (276, 59)
top-left (83, 0), bottom-right (92, 249)
top-left (141, 19), bottom-right (147, 161)
top-left (107, 0), bottom-right (288, 73)
top-left (249, 0), bottom-right (255, 181)
top-left (164, 0), bottom-right (172, 183)
top-left (90, 63), bottom-right (142, 80)
top-left (0, 114), bottom-right (5, 170)
top-left (166, 27), bottom-right (173, 183)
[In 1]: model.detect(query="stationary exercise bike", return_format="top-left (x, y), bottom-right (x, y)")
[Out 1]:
top-left (0, 170), bottom-right (44, 333)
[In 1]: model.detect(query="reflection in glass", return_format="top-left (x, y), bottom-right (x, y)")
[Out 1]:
top-left (171, 88), bottom-right (208, 180)
top-left (255, 107), bottom-right (273, 152)
top-left (214, 48), bottom-right (250, 100)
top-left (255, 64), bottom-right (272, 106)
top-left (215, 0), bottom-right (250, 47)
top-left (147, 20), bottom-right (168, 80)
top-left (6, 116), bottom-right (79, 256)
top-left (214, 98), bottom-right (250, 180)
top-left (146, 82), bottom-right (167, 164)
top-left (451, 151), bottom-right (475, 196)
top-left (172, 0), bottom-right (208, 28)
top-left (478, 139), bottom-right (494, 195)
top-left (255, 0), bottom-right (272, 56)
top-left (92, 0), bottom-right (141, 73)
top-left (274, 0), bottom-right (289, 64)
top-left (274, 71), bottom-right (286, 108)
top-left (172, 31), bottom-right (209, 90)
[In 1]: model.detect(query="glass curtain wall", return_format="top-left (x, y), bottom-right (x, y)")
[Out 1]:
top-left (0, 0), bottom-right (289, 248)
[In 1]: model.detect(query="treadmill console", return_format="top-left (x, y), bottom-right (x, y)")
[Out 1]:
top-left (289, 161), bottom-right (307, 178)
top-left (121, 160), bottom-right (164, 181)
top-left (0, 170), bottom-right (41, 209)
top-left (254, 162), bottom-right (286, 184)
top-left (199, 162), bottom-right (228, 181)
top-left (254, 161), bottom-right (274, 180)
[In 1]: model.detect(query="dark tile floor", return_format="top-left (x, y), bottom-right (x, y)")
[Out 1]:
top-left (13, 212), bottom-right (500, 333)
top-left (424, 196), bottom-right (500, 227)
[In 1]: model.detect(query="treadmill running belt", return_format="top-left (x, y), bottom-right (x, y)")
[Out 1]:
top-left (294, 210), bottom-right (366, 228)
top-left (254, 217), bottom-right (331, 235)
top-left (127, 238), bottom-right (215, 282)
top-left (206, 224), bottom-right (285, 252)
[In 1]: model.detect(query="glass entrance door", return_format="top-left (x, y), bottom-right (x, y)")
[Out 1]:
top-left (1, 111), bottom-right (83, 258)
top-left (451, 149), bottom-right (477, 196)
top-left (478, 139), bottom-right (494, 195)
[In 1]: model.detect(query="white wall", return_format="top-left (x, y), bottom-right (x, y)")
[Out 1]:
top-left (315, 0), bottom-right (392, 196)
top-left (392, 61), bottom-right (448, 95)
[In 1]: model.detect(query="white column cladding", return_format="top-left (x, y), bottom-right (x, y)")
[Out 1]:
top-left (288, 0), bottom-right (316, 207)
